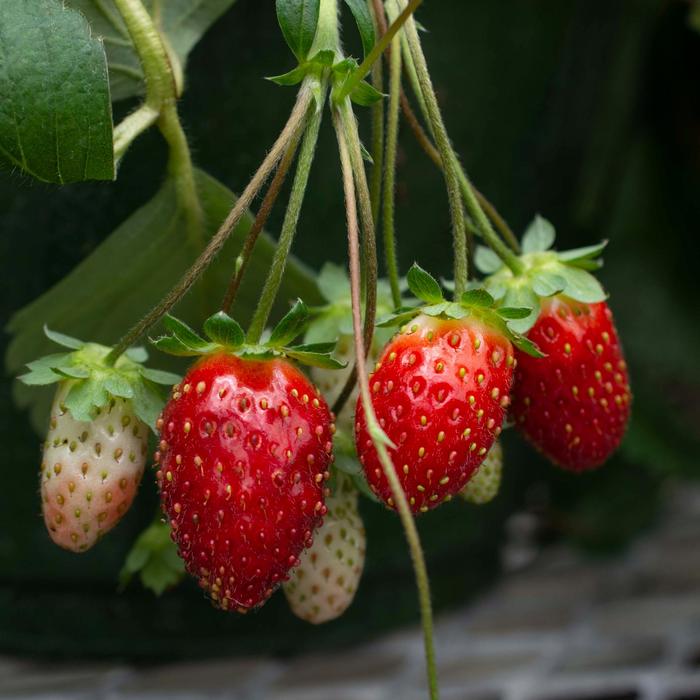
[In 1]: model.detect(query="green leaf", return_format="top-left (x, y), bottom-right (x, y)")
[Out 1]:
top-left (119, 520), bottom-right (184, 596)
top-left (350, 80), bottom-right (384, 107)
top-left (288, 341), bottom-right (338, 354)
top-left (443, 302), bottom-right (471, 320)
top-left (266, 65), bottom-right (308, 86)
top-left (268, 300), bottom-right (309, 347)
top-left (376, 307), bottom-right (420, 327)
top-left (522, 215), bottom-right (556, 254)
top-left (343, 0), bottom-right (376, 58)
top-left (44, 327), bottom-right (84, 350)
top-left (308, 49), bottom-right (336, 66)
top-left (406, 263), bottom-right (443, 304)
top-left (422, 302), bottom-right (449, 317)
top-left (6, 169), bottom-right (321, 434)
top-left (141, 368), bottom-right (181, 386)
top-left (460, 289), bottom-right (495, 308)
top-left (497, 307), bottom-right (532, 320)
top-left (203, 312), bottom-right (245, 348)
top-left (318, 262), bottom-right (351, 303)
top-left (52, 365), bottom-right (91, 380)
top-left (531, 270), bottom-right (566, 297)
top-left (150, 335), bottom-right (203, 357)
top-left (502, 284), bottom-right (541, 334)
top-left (557, 266), bottom-right (607, 303)
top-left (63, 380), bottom-right (103, 422)
top-left (17, 367), bottom-right (62, 387)
top-left (66, 0), bottom-right (238, 102)
top-left (510, 333), bottom-right (545, 358)
top-left (276, 0), bottom-right (321, 62)
top-left (0, 0), bottom-right (114, 184)
top-left (474, 246), bottom-right (503, 274)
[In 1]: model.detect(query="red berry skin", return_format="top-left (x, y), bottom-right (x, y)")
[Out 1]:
top-left (511, 297), bottom-right (632, 472)
top-left (355, 314), bottom-right (515, 514)
top-left (155, 353), bottom-right (334, 612)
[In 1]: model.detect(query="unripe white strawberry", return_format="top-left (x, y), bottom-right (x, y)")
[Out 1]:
top-left (460, 440), bottom-right (503, 505)
top-left (284, 472), bottom-right (365, 624)
top-left (41, 382), bottom-right (148, 552)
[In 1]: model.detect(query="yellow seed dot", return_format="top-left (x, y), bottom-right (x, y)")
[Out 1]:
top-left (418, 447), bottom-right (425, 458)
top-left (564, 343), bottom-right (572, 354)
top-left (437, 431), bottom-right (445, 443)
top-left (403, 464), bottom-right (409, 474)
top-left (420, 416), bottom-right (427, 426)
top-left (184, 421), bottom-right (191, 434)
top-left (439, 476), bottom-right (449, 485)
top-left (196, 381), bottom-right (206, 394)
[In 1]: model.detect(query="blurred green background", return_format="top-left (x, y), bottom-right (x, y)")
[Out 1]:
top-left (1, 0), bottom-right (699, 659)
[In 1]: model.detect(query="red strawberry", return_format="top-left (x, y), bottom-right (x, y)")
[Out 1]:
top-left (511, 297), bottom-right (631, 471)
top-left (355, 313), bottom-right (515, 514)
top-left (155, 353), bottom-right (334, 612)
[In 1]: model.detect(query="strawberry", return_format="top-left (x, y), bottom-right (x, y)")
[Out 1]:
top-left (355, 312), bottom-right (516, 513)
top-left (511, 297), bottom-right (631, 471)
top-left (151, 307), bottom-right (342, 612)
top-left (284, 471), bottom-right (365, 623)
top-left (460, 440), bottom-right (503, 505)
top-left (41, 382), bottom-right (148, 552)
top-left (19, 328), bottom-right (177, 553)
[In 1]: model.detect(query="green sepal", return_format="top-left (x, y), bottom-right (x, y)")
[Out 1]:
top-left (43, 326), bottom-right (84, 350)
top-left (119, 519), bottom-right (185, 596)
top-left (406, 263), bottom-right (444, 304)
top-left (460, 289), bottom-right (495, 308)
top-left (557, 240), bottom-right (608, 265)
top-left (203, 311), bottom-right (245, 349)
top-left (421, 302), bottom-right (450, 317)
top-left (350, 80), bottom-right (384, 107)
top-left (521, 215), bottom-right (555, 254)
top-left (267, 65), bottom-right (307, 86)
top-left (18, 328), bottom-right (180, 430)
top-left (501, 284), bottom-right (540, 335)
top-left (497, 307), bottom-right (532, 320)
top-left (376, 306), bottom-right (422, 328)
top-left (163, 315), bottom-right (215, 353)
top-left (531, 270), bottom-right (567, 297)
top-left (268, 299), bottom-right (309, 347)
top-left (474, 246), bottom-right (502, 274)
top-left (125, 347), bottom-right (149, 363)
top-left (285, 347), bottom-right (347, 369)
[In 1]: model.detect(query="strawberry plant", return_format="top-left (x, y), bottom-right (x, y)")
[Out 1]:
top-left (11, 1), bottom-right (692, 697)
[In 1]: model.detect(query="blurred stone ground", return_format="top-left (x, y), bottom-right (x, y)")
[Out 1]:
top-left (3, 482), bottom-right (700, 700)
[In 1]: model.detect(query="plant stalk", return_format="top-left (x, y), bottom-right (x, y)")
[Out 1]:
top-left (368, 0), bottom-right (385, 227)
top-left (336, 114), bottom-right (439, 700)
top-left (220, 130), bottom-right (303, 314)
top-left (246, 89), bottom-right (326, 344)
top-left (106, 86), bottom-right (314, 364)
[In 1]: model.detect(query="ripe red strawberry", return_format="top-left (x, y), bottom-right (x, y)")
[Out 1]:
top-left (155, 353), bottom-right (334, 612)
top-left (511, 297), bottom-right (631, 471)
top-left (355, 313), bottom-right (515, 514)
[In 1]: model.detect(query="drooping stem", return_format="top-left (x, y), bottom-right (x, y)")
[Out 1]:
top-left (382, 13), bottom-right (403, 308)
top-left (368, 1), bottom-right (385, 227)
top-left (221, 128), bottom-right (303, 314)
top-left (329, 101), bottom-right (380, 417)
top-left (114, 103), bottom-right (159, 164)
top-left (106, 86), bottom-right (314, 364)
top-left (336, 116), bottom-right (440, 700)
top-left (335, 0), bottom-right (423, 102)
top-left (400, 8), bottom-right (468, 294)
top-left (246, 93), bottom-right (325, 344)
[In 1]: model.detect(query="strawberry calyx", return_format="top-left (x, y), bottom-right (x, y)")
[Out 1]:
top-left (18, 327), bottom-right (179, 429)
top-left (477, 215), bottom-right (608, 334)
top-left (377, 263), bottom-right (544, 358)
top-left (151, 299), bottom-right (347, 370)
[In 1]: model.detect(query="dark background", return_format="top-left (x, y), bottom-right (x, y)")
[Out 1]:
top-left (1, 0), bottom-right (699, 658)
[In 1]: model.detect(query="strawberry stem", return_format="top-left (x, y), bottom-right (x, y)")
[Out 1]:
top-left (395, 3), bottom-right (468, 295)
top-left (220, 127), bottom-right (304, 314)
top-left (368, 1), bottom-right (385, 228)
top-left (246, 84), bottom-right (326, 345)
top-left (106, 85), bottom-right (314, 365)
top-left (335, 108), bottom-right (440, 700)
top-left (382, 11), bottom-right (404, 309)
top-left (401, 10), bottom-right (524, 273)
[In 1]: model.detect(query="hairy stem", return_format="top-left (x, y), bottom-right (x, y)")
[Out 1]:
top-left (220, 131), bottom-right (303, 314)
top-left (368, 0), bottom-right (385, 227)
top-left (336, 115), bottom-right (439, 700)
top-left (382, 13), bottom-right (403, 308)
top-left (401, 8), bottom-right (468, 294)
top-left (335, 0), bottom-right (423, 102)
top-left (113, 103), bottom-right (159, 163)
top-left (246, 94), bottom-right (325, 344)
top-left (329, 101), bottom-right (379, 417)
top-left (106, 86), bottom-right (314, 363)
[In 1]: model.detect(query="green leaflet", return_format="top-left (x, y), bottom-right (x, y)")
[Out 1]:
top-left (521, 214), bottom-right (555, 253)
top-left (0, 0), bottom-right (114, 184)
top-left (66, 0), bottom-right (238, 102)
top-left (275, 0), bottom-right (321, 62)
top-left (342, 0), bottom-right (376, 59)
top-left (6, 169), bottom-right (321, 434)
